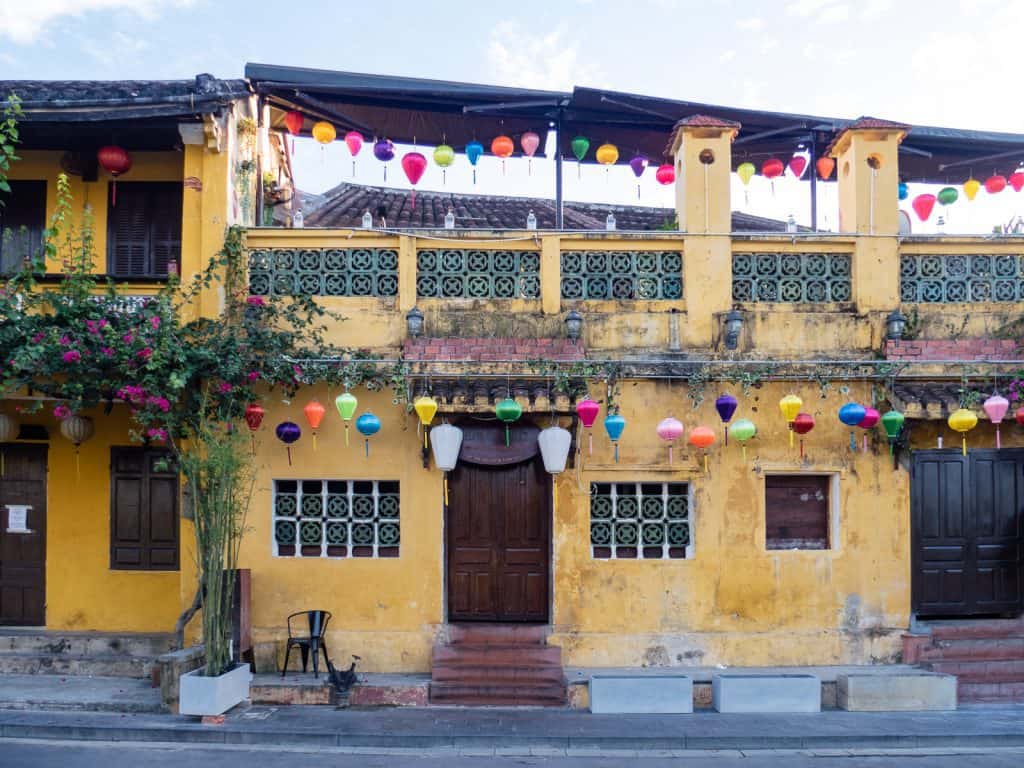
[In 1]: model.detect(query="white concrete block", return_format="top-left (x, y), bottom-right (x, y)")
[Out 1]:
top-left (837, 672), bottom-right (957, 711)
top-left (589, 675), bottom-right (694, 714)
top-left (712, 673), bottom-right (821, 713)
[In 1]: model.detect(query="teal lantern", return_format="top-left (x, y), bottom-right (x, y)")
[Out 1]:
top-left (604, 412), bottom-right (626, 463)
top-left (495, 397), bottom-right (522, 447)
top-left (465, 141), bottom-right (484, 184)
top-left (356, 412), bottom-right (381, 457)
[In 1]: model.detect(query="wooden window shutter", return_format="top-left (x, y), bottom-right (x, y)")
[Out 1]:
top-left (106, 182), bottom-right (182, 277)
top-left (110, 447), bottom-right (179, 570)
top-left (765, 475), bottom-right (830, 550)
top-left (0, 180), bottom-right (47, 273)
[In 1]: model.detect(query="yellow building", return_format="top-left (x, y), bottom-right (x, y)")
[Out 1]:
top-left (2, 68), bottom-right (1023, 707)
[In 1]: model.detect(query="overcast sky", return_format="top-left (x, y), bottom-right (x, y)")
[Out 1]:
top-left (2, 0), bottom-right (1023, 231)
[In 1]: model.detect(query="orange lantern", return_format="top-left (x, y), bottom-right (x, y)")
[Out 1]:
top-left (303, 400), bottom-right (326, 451)
top-left (491, 134), bottom-right (514, 175)
top-left (816, 156), bottom-right (835, 180)
top-left (284, 111), bottom-right (304, 136)
top-left (688, 426), bottom-right (716, 474)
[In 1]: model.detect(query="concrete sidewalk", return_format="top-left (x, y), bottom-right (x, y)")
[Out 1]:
top-left (1, 705), bottom-right (1024, 751)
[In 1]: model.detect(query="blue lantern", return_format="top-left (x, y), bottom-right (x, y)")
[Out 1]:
top-left (604, 413), bottom-right (626, 463)
top-left (356, 412), bottom-right (381, 457)
top-left (898, 182), bottom-right (909, 201)
top-left (465, 141), bottom-right (484, 184)
top-left (838, 402), bottom-right (867, 451)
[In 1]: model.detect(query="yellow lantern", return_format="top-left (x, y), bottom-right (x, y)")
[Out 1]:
top-left (963, 177), bottom-right (981, 201)
top-left (311, 121), bottom-right (336, 145)
top-left (595, 143), bottom-right (619, 168)
top-left (779, 394), bottom-right (803, 448)
top-left (737, 162), bottom-right (756, 186)
top-left (947, 407), bottom-right (978, 456)
top-left (413, 395), bottom-right (439, 449)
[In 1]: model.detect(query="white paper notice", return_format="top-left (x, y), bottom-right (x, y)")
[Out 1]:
top-left (5, 505), bottom-right (30, 533)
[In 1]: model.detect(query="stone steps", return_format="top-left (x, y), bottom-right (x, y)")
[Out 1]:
top-left (0, 652), bottom-right (153, 678)
top-left (429, 681), bottom-right (567, 706)
top-left (918, 638), bottom-right (1024, 662)
top-left (432, 644), bottom-right (563, 668)
top-left (959, 681), bottom-right (1024, 703)
top-left (448, 624), bottom-right (548, 646)
top-left (0, 631), bottom-right (174, 679)
top-left (927, 660), bottom-right (1024, 684)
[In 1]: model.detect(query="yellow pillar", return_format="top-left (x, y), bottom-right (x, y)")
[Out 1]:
top-left (398, 235), bottom-right (417, 312)
top-left (540, 234), bottom-right (561, 316)
top-left (669, 116), bottom-right (740, 346)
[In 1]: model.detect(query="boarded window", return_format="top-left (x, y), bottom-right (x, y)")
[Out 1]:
top-left (106, 182), bottom-right (182, 277)
top-left (110, 447), bottom-right (179, 570)
top-left (0, 180), bottom-right (46, 273)
top-left (765, 474), bottom-right (831, 550)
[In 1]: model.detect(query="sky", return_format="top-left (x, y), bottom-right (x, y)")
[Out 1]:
top-left (2, 0), bottom-right (1024, 231)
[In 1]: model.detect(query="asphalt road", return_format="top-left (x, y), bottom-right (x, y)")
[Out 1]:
top-left (5, 741), bottom-right (1024, 768)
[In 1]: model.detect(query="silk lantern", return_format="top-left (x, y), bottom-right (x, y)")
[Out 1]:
top-left (356, 412), bottom-right (381, 457)
top-left (762, 157), bottom-right (784, 194)
top-left (898, 182), bottom-right (909, 201)
top-left (788, 154), bottom-right (808, 179)
top-left (688, 426), bottom-right (715, 474)
top-left (465, 140), bottom-right (484, 184)
top-left (275, 421), bottom-right (301, 466)
top-left (779, 394), bottom-right (803, 448)
top-left (737, 161), bottom-right (756, 204)
top-left (656, 416), bottom-right (684, 464)
top-left (715, 393), bottom-right (738, 445)
top-left (1010, 170), bottom-right (1024, 193)
top-left (729, 418), bottom-right (757, 462)
top-left (60, 414), bottom-right (95, 480)
top-left (538, 425), bottom-right (572, 474)
top-left (433, 144), bottom-right (455, 184)
top-left (576, 398), bottom-right (601, 455)
top-left (284, 111), bottom-right (304, 136)
top-left (816, 156), bottom-right (835, 180)
top-left (401, 152), bottom-right (427, 209)
top-left (303, 400), bottom-right (326, 451)
top-left (881, 409), bottom-right (905, 456)
top-left (604, 412), bottom-right (626, 463)
top-left (912, 193), bottom-right (936, 222)
top-left (373, 139), bottom-right (395, 181)
top-left (858, 407), bottom-right (880, 452)
top-left (491, 134), bottom-right (514, 175)
top-left (335, 392), bottom-right (358, 446)
top-left (1016, 407), bottom-right (1024, 426)
top-left (948, 407), bottom-right (978, 456)
top-left (656, 164), bottom-right (675, 185)
top-left (983, 394), bottom-right (1010, 449)
top-left (311, 121), bottom-right (335, 145)
top-left (344, 131), bottom-right (364, 176)
top-left (937, 186), bottom-right (959, 207)
top-left (838, 402), bottom-right (867, 451)
top-left (793, 412), bottom-right (815, 458)
top-left (596, 143), bottom-right (619, 179)
top-left (495, 397), bottom-right (522, 447)
top-left (520, 131), bottom-right (540, 175)
top-left (571, 135), bottom-right (590, 178)
top-left (985, 174), bottom-right (1007, 194)
top-left (629, 154), bottom-right (649, 199)
top-left (414, 395), bottom-right (438, 449)
top-left (963, 177), bottom-right (981, 201)
top-left (244, 403), bottom-right (265, 455)
top-left (430, 422), bottom-right (463, 505)
top-left (97, 146), bottom-right (131, 206)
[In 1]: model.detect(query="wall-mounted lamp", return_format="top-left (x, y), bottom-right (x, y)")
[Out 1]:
top-left (885, 309), bottom-right (907, 341)
top-left (564, 310), bottom-right (583, 344)
top-left (406, 307), bottom-right (424, 339)
top-left (724, 309), bottom-right (743, 350)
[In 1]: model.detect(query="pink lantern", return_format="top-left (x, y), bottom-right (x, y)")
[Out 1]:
top-left (656, 417), bottom-right (684, 464)
top-left (401, 152), bottom-right (427, 209)
top-left (656, 164), bottom-right (675, 185)
top-left (857, 407), bottom-right (880, 452)
top-left (788, 154), bottom-right (808, 179)
top-left (576, 398), bottom-right (600, 455)
top-left (983, 393), bottom-right (1010, 448)
top-left (912, 193), bottom-right (936, 222)
top-left (344, 131), bottom-right (364, 176)
top-left (521, 131), bottom-right (541, 175)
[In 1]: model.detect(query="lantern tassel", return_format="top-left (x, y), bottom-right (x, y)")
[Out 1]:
top-left (313, 432), bottom-right (318, 452)
top-left (800, 439), bottom-right (805, 459)
top-left (962, 435), bottom-right (967, 456)
top-left (251, 434), bottom-right (256, 456)
top-left (588, 431), bottom-right (593, 456)
top-left (444, 474), bottom-right (449, 506)
top-left (789, 427), bottom-right (794, 449)
top-left (742, 445), bottom-right (747, 462)
top-left (111, 179), bottom-right (117, 207)
top-left (996, 426), bottom-right (1002, 450)
top-left (75, 447), bottom-right (80, 482)
top-left (668, 445), bottom-right (673, 465)
top-left (424, 427), bottom-right (429, 451)
top-left (614, 442), bottom-right (619, 463)
top-left (505, 424), bottom-right (510, 447)
top-left (849, 431), bottom-right (857, 452)
top-left (384, 166), bottom-right (388, 183)
top-left (724, 428), bottom-right (728, 447)
top-left (411, 189), bottom-right (416, 210)
top-left (287, 446), bottom-right (292, 466)
top-left (553, 483), bottom-right (557, 511)
top-left (473, 168), bottom-right (477, 185)
top-left (365, 438), bottom-right (370, 458)
top-left (345, 423), bottom-right (350, 446)
top-left (703, 452), bottom-right (708, 474)
top-left (352, 159), bottom-right (356, 177)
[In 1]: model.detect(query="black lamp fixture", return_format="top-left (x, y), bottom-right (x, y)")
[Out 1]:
top-left (885, 309), bottom-right (907, 341)
top-left (564, 310), bottom-right (583, 344)
top-left (406, 306), bottom-right (424, 339)
top-left (723, 309), bottom-right (743, 350)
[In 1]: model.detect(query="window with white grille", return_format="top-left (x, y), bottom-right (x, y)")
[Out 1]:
top-left (590, 482), bottom-right (691, 559)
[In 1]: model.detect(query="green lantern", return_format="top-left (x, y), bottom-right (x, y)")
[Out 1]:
top-left (571, 136), bottom-right (590, 178)
top-left (433, 144), bottom-right (455, 184)
top-left (937, 186), bottom-right (959, 207)
top-left (495, 397), bottom-right (522, 447)
top-left (335, 392), bottom-right (358, 446)
top-left (880, 409), bottom-right (905, 455)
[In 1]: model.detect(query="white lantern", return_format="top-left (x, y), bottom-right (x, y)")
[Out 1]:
top-left (0, 413), bottom-right (18, 443)
top-left (430, 423), bottom-right (463, 471)
top-left (538, 426), bottom-right (572, 474)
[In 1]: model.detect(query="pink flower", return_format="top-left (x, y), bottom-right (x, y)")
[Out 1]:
top-left (62, 350), bottom-right (81, 363)
top-left (85, 320), bottom-right (100, 334)
top-left (146, 427), bottom-right (168, 443)
top-left (31, 332), bottom-right (45, 343)
top-left (219, 382), bottom-right (233, 394)
top-left (101, 347), bottom-right (114, 357)
top-left (247, 371), bottom-right (259, 382)
top-left (292, 365), bottom-right (302, 377)
top-left (137, 347), bottom-right (152, 361)
top-left (246, 296), bottom-right (266, 307)
top-left (123, 333), bottom-right (134, 344)
top-left (53, 404), bottom-right (71, 420)
top-left (150, 316), bottom-right (161, 330)
top-left (59, 335), bottom-right (71, 346)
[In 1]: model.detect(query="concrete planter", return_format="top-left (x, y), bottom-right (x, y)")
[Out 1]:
top-left (179, 663), bottom-right (252, 716)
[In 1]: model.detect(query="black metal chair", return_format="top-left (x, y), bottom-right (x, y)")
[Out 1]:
top-left (282, 610), bottom-right (332, 678)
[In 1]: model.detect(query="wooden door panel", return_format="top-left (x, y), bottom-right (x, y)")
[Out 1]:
top-left (0, 444), bottom-right (48, 626)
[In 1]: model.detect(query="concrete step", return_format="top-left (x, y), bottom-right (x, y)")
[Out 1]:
top-left (432, 644), bottom-right (562, 667)
top-left (927, 659), bottom-right (1024, 684)
top-left (0, 674), bottom-right (163, 713)
top-left (918, 637), bottom-right (1024, 662)
top-left (0, 632), bottom-right (175, 658)
top-left (928, 621), bottom-right (1024, 642)
top-left (431, 663), bottom-right (565, 685)
top-left (959, 680), bottom-right (1024, 703)
top-left (429, 681), bottom-right (567, 706)
top-left (448, 624), bottom-right (548, 646)
top-left (0, 652), bottom-right (153, 678)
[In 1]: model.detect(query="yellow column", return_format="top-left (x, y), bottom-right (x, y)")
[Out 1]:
top-left (398, 235), bottom-right (417, 312)
top-left (669, 116), bottom-right (740, 346)
top-left (540, 234), bottom-right (561, 316)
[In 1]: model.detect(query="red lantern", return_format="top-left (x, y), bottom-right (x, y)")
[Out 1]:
top-left (244, 403), bottom-right (265, 455)
top-left (1010, 171), bottom-right (1024, 193)
top-left (1016, 407), bottom-right (1024, 426)
top-left (97, 146), bottom-right (132, 206)
top-left (792, 412), bottom-right (815, 458)
top-left (303, 400), bottom-right (326, 451)
top-left (788, 155), bottom-right (808, 179)
top-left (816, 156), bottom-right (835, 180)
top-left (912, 193), bottom-right (936, 222)
top-left (656, 163), bottom-right (675, 185)
top-left (986, 174), bottom-right (1008, 194)
top-left (401, 152), bottom-right (428, 209)
top-left (761, 158), bottom-right (784, 179)
top-left (576, 398), bottom-right (601, 455)
top-left (284, 111), bottom-right (304, 136)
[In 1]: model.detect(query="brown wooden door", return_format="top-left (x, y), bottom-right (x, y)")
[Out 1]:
top-left (447, 458), bottom-right (550, 623)
top-left (912, 449), bottom-right (1023, 617)
top-left (0, 444), bottom-right (48, 626)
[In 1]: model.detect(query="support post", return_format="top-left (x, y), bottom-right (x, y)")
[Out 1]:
top-left (555, 115), bottom-right (564, 230)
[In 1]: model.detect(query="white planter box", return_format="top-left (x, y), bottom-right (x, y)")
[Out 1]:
top-left (179, 663), bottom-right (252, 716)
top-left (590, 675), bottom-right (694, 713)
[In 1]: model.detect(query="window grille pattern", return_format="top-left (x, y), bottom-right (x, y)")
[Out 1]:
top-left (732, 252), bottom-right (852, 303)
top-left (590, 482), bottom-right (690, 559)
top-left (900, 254), bottom-right (1024, 303)
top-left (561, 250), bottom-right (683, 300)
top-left (272, 480), bottom-right (399, 558)
top-left (248, 248), bottom-right (399, 297)
top-left (415, 249), bottom-right (540, 299)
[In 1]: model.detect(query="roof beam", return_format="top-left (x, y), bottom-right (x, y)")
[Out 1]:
top-left (733, 123), bottom-right (809, 145)
top-left (938, 147), bottom-right (1024, 171)
top-left (462, 99), bottom-right (565, 114)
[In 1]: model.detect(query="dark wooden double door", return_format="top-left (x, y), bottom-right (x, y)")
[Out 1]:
top-left (446, 427), bottom-right (550, 622)
top-left (913, 449), bottom-right (1024, 617)
top-left (0, 445), bottom-right (48, 626)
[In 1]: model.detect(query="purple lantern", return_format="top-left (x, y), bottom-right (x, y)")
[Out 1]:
top-left (629, 154), bottom-right (649, 199)
top-left (275, 421), bottom-right (301, 466)
top-left (714, 393), bottom-right (738, 445)
top-left (373, 139), bottom-right (395, 181)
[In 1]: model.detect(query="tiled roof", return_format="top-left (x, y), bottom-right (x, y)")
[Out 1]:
top-left (303, 183), bottom-right (792, 232)
top-left (847, 116), bottom-right (912, 132)
top-left (404, 338), bottom-right (584, 362)
top-left (673, 114), bottom-right (742, 129)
